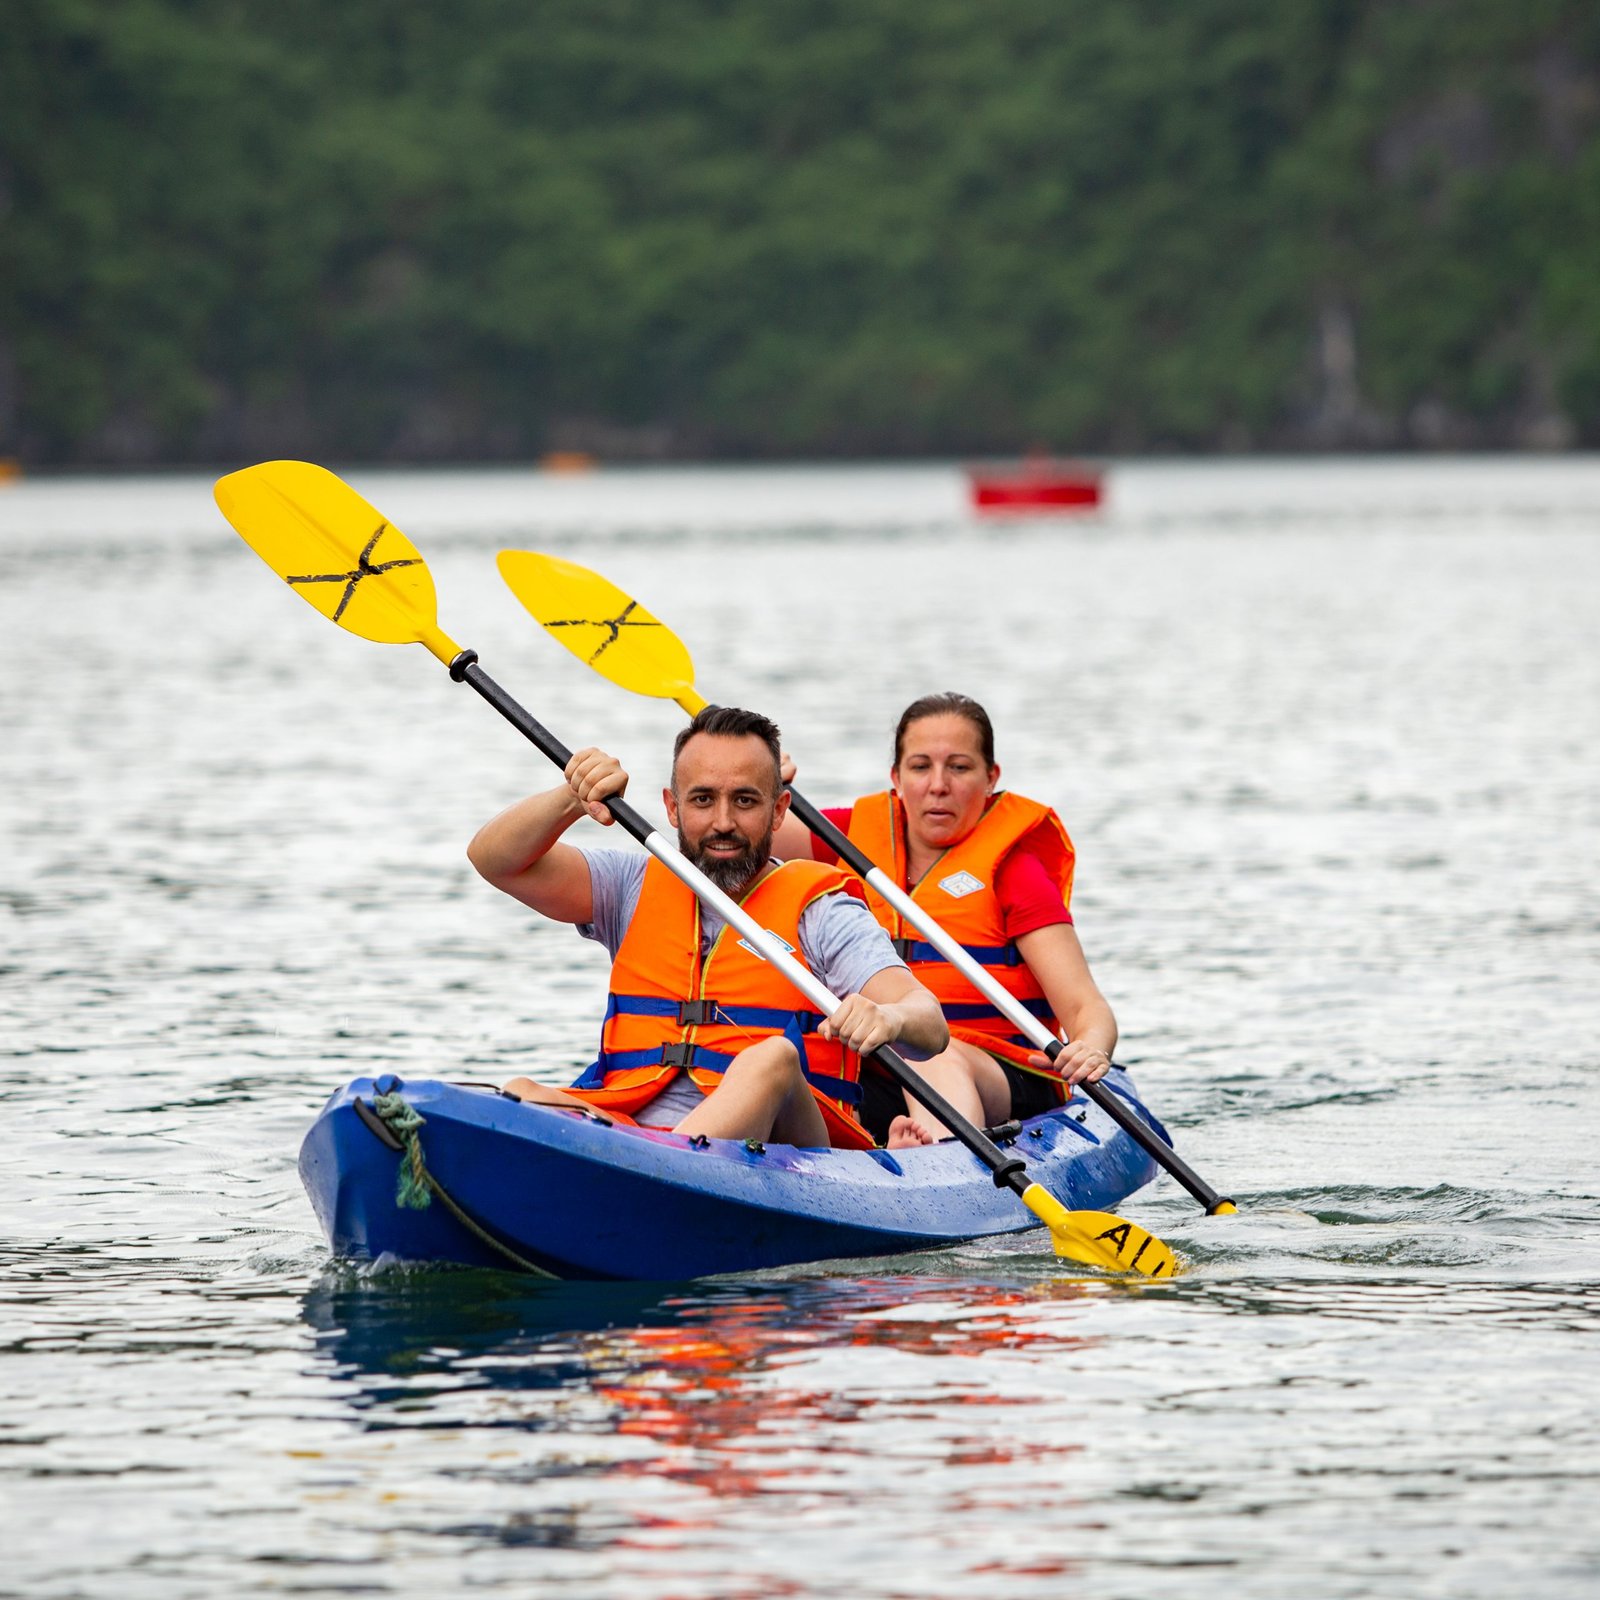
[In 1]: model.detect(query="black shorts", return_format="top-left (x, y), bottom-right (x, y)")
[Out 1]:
top-left (857, 1059), bottom-right (1065, 1145)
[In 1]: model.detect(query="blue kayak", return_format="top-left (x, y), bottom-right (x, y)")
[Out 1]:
top-left (299, 1069), bottom-right (1171, 1280)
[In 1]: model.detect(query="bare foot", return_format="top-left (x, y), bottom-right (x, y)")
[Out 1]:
top-left (886, 1114), bottom-right (937, 1149)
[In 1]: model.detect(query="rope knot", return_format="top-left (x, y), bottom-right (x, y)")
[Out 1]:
top-left (372, 1089), bottom-right (431, 1210)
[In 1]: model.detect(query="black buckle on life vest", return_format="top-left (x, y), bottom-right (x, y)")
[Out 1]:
top-left (892, 937), bottom-right (918, 960)
top-left (676, 999), bottom-right (718, 1026)
top-left (660, 1041), bottom-right (696, 1068)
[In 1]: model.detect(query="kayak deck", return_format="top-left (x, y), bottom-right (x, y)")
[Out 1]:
top-left (299, 1069), bottom-right (1169, 1280)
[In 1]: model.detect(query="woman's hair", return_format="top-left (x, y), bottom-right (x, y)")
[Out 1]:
top-left (892, 692), bottom-right (995, 768)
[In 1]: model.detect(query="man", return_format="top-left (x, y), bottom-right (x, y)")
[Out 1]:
top-left (468, 705), bottom-right (948, 1147)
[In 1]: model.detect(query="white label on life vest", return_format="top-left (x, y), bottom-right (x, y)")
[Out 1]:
top-left (738, 931), bottom-right (795, 962)
top-left (939, 870), bottom-right (985, 899)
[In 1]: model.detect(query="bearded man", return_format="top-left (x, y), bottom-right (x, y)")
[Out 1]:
top-left (468, 705), bottom-right (948, 1147)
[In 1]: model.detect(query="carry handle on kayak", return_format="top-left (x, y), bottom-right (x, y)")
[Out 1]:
top-left (215, 462), bottom-right (1179, 1277)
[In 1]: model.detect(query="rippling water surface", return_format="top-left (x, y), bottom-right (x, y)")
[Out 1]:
top-left (3, 459), bottom-right (1598, 1597)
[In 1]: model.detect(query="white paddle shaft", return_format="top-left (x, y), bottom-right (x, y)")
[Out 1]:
top-left (860, 865), bottom-right (1057, 1052)
top-left (641, 831), bottom-right (843, 1016)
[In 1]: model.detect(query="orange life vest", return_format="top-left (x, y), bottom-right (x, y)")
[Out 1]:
top-left (843, 790), bottom-right (1075, 1078)
top-left (566, 856), bottom-right (875, 1150)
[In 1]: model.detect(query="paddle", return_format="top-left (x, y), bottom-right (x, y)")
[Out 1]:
top-left (498, 549), bottom-right (1235, 1217)
top-left (216, 461), bottom-right (1179, 1276)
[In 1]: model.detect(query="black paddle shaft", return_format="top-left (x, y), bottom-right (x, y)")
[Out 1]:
top-left (783, 785), bottom-right (1235, 1214)
top-left (447, 652), bottom-right (1032, 1195)
top-left (1075, 1080), bottom-right (1232, 1213)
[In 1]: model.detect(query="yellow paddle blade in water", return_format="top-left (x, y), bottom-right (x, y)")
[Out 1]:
top-left (1020, 1185), bottom-right (1181, 1277)
top-left (215, 461), bottom-right (460, 662)
top-left (497, 550), bottom-right (706, 713)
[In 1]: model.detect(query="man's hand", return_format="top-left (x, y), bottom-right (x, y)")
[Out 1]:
top-left (1028, 1038), bottom-right (1112, 1087)
top-left (817, 992), bottom-right (904, 1057)
top-left (565, 747), bottom-right (628, 824)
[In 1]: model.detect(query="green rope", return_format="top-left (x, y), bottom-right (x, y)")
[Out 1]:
top-left (373, 1089), bottom-right (431, 1209)
top-left (369, 1087), bottom-right (559, 1279)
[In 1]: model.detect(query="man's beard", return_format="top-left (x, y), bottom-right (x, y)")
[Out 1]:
top-left (681, 825), bottom-right (773, 897)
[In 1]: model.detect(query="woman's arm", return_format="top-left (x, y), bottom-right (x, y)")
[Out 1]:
top-left (1015, 922), bottom-right (1118, 1087)
top-left (772, 810), bottom-right (821, 861)
top-left (771, 750), bottom-right (822, 861)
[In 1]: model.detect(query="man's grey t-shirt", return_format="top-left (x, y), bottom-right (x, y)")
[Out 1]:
top-left (575, 847), bottom-right (904, 999)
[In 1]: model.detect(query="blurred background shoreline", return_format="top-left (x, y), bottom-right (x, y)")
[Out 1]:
top-left (4, 3), bottom-right (1598, 469)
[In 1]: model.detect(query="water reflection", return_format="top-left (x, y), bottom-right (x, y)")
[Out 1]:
top-left (298, 1267), bottom-right (1122, 1575)
top-left (290, 1263), bottom-right (1600, 1595)
top-left (303, 1267), bottom-right (1115, 1401)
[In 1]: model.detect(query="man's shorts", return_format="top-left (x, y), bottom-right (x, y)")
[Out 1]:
top-left (858, 1058), bottom-right (1065, 1145)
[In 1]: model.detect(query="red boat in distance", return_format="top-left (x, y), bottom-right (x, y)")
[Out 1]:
top-left (967, 457), bottom-right (1103, 513)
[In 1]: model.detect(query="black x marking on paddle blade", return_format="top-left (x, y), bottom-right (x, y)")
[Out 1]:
top-left (286, 522), bottom-right (422, 620)
top-left (545, 599), bottom-right (661, 664)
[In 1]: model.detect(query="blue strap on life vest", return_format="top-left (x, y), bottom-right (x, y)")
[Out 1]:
top-left (892, 937), bottom-right (1026, 967)
top-left (574, 1040), bottom-right (864, 1106)
top-left (940, 996), bottom-right (1055, 1023)
top-left (570, 1042), bottom-right (737, 1087)
top-left (801, 1069), bottom-right (863, 1106)
top-left (604, 993), bottom-right (826, 1032)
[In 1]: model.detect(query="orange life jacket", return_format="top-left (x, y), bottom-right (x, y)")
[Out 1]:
top-left (566, 856), bottom-right (875, 1150)
top-left (843, 790), bottom-right (1075, 1078)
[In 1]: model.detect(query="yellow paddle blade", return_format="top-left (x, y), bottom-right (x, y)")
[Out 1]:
top-left (497, 550), bottom-right (706, 714)
top-left (215, 461), bottom-right (460, 662)
top-left (1020, 1185), bottom-right (1181, 1277)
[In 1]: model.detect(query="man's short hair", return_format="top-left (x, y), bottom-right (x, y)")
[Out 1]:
top-left (671, 705), bottom-right (783, 792)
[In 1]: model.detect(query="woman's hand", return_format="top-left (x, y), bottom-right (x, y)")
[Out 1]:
top-left (779, 750), bottom-right (797, 785)
top-left (564, 747), bottom-right (629, 824)
top-left (1030, 1038), bottom-right (1113, 1087)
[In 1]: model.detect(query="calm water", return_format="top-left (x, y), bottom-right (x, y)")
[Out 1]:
top-left (3, 458), bottom-right (1598, 1598)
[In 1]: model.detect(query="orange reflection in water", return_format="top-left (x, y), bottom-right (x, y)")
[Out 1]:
top-left (577, 1278), bottom-right (1104, 1508)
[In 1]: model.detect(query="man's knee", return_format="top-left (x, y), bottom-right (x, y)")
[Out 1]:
top-left (727, 1034), bottom-right (802, 1084)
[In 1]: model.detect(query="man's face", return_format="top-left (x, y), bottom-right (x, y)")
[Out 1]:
top-left (664, 732), bottom-right (791, 897)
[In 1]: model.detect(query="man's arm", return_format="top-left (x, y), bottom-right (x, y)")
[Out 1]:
top-left (827, 965), bottom-right (949, 1058)
top-left (466, 748), bottom-right (628, 924)
top-left (802, 892), bottom-right (949, 1057)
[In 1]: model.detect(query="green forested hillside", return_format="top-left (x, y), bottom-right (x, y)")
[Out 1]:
top-left (2, 0), bottom-right (1598, 463)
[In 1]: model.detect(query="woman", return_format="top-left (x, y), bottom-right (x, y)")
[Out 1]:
top-left (775, 692), bottom-right (1116, 1147)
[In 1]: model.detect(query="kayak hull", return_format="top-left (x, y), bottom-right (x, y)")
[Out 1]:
top-left (298, 1069), bottom-right (1169, 1280)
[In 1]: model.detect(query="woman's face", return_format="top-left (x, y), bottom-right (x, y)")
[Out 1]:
top-left (892, 713), bottom-right (999, 854)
